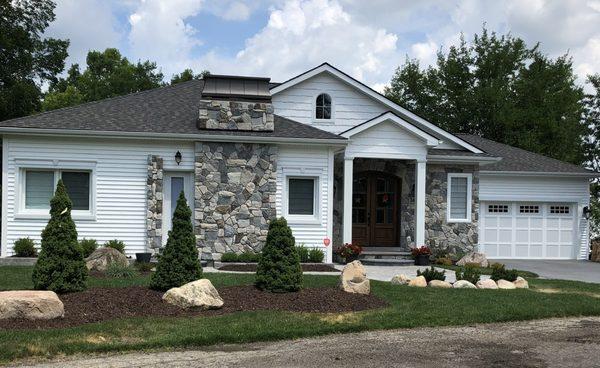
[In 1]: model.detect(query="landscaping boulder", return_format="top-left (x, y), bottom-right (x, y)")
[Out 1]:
top-left (513, 277), bottom-right (529, 289)
top-left (162, 279), bottom-right (223, 309)
top-left (0, 291), bottom-right (64, 320)
top-left (591, 240), bottom-right (600, 262)
top-left (476, 279), bottom-right (498, 289)
top-left (497, 279), bottom-right (516, 289)
top-left (453, 280), bottom-right (477, 289)
top-left (428, 280), bottom-right (452, 288)
top-left (86, 247), bottom-right (128, 272)
top-left (338, 261), bottom-right (370, 295)
top-left (408, 276), bottom-right (427, 287)
top-left (456, 252), bottom-right (489, 268)
top-left (390, 274), bottom-right (410, 285)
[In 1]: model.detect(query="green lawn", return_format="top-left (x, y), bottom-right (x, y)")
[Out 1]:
top-left (435, 264), bottom-right (540, 278)
top-left (1, 266), bottom-right (600, 364)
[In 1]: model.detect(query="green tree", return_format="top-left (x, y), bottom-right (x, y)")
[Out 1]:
top-left (150, 191), bottom-right (202, 291)
top-left (584, 75), bottom-right (600, 238)
top-left (255, 218), bottom-right (303, 293)
top-left (0, 0), bottom-right (69, 121)
top-left (42, 48), bottom-right (164, 111)
top-left (385, 27), bottom-right (586, 164)
top-left (32, 180), bottom-right (88, 293)
top-left (170, 68), bottom-right (210, 85)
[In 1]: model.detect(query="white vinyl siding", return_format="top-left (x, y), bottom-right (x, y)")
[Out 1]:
top-left (479, 174), bottom-right (590, 259)
top-left (276, 145), bottom-right (333, 262)
top-left (447, 173), bottom-right (472, 222)
top-left (2, 135), bottom-right (194, 257)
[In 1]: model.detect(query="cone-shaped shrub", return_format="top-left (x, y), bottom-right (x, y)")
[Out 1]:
top-left (32, 180), bottom-right (88, 292)
top-left (150, 191), bottom-right (202, 291)
top-left (255, 217), bottom-right (303, 292)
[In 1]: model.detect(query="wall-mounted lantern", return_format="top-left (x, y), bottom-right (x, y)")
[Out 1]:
top-left (175, 151), bottom-right (182, 165)
top-left (583, 206), bottom-right (591, 220)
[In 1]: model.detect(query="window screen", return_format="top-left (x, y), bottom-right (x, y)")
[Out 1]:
top-left (62, 171), bottom-right (90, 210)
top-left (449, 176), bottom-right (468, 219)
top-left (288, 178), bottom-right (315, 215)
top-left (25, 171), bottom-right (54, 209)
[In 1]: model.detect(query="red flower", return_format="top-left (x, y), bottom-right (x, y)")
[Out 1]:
top-left (410, 245), bottom-right (431, 257)
top-left (335, 243), bottom-right (363, 258)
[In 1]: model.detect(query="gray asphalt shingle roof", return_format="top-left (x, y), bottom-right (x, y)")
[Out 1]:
top-left (457, 134), bottom-right (591, 174)
top-left (0, 79), bottom-right (345, 141)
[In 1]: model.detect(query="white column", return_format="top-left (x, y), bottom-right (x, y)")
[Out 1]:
top-left (343, 157), bottom-right (354, 244)
top-left (415, 159), bottom-right (427, 246)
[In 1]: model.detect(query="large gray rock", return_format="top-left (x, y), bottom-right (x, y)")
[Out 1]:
top-left (476, 279), bottom-right (498, 289)
top-left (497, 279), bottom-right (516, 289)
top-left (428, 280), bottom-right (452, 288)
top-left (453, 280), bottom-right (477, 289)
top-left (513, 276), bottom-right (529, 289)
top-left (408, 276), bottom-right (427, 287)
top-left (85, 247), bottom-right (128, 272)
top-left (339, 261), bottom-right (370, 295)
top-left (0, 290), bottom-right (64, 320)
top-left (390, 274), bottom-right (410, 285)
top-left (457, 252), bottom-right (489, 268)
top-left (163, 279), bottom-right (224, 309)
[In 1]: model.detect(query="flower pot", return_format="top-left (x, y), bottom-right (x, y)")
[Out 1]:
top-left (135, 252), bottom-right (152, 263)
top-left (344, 254), bottom-right (359, 264)
top-left (414, 254), bottom-right (430, 266)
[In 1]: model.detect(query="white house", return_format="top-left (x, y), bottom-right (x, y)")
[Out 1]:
top-left (0, 63), bottom-right (596, 263)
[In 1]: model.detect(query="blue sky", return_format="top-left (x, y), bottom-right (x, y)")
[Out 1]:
top-left (45, 0), bottom-right (600, 91)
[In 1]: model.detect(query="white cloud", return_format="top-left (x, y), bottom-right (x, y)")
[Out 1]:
top-left (219, 1), bottom-right (252, 21)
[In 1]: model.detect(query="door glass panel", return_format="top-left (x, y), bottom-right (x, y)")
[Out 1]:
top-left (376, 209), bottom-right (384, 223)
top-left (171, 177), bottom-right (184, 215)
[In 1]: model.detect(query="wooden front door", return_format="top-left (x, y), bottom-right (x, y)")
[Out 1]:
top-left (351, 172), bottom-right (399, 247)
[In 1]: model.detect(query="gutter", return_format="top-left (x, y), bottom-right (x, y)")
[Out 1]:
top-left (479, 170), bottom-right (600, 178)
top-left (0, 127), bottom-right (348, 147)
top-left (426, 155), bottom-right (502, 165)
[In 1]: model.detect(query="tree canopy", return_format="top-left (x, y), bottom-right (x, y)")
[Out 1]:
top-left (0, 0), bottom-right (69, 121)
top-left (170, 68), bottom-right (210, 85)
top-left (42, 48), bottom-right (164, 111)
top-left (384, 28), bottom-right (587, 165)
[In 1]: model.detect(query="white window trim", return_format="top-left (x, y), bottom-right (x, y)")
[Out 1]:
top-left (447, 173), bottom-right (472, 223)
top-left (284, 175), bottom-right (321, 224)
top-left (15, 159), bottom-right (97, 221)
top-left (312, 92), bottom-right (334, 123)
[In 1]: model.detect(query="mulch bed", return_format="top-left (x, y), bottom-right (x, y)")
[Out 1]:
top-left (0, 285), bottom-right (387, 330)
top-left (218, 264), bottom-right (340, 272)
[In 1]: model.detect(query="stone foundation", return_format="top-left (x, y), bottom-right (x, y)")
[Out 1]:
top-left (146, 155), bottom-right (163, 249)
top-left (197, 100), bottom-right (274, 131)
top-left (333, 157), bottom-right (479, 253)
top-left (194, 142), bottom-right (277, 260)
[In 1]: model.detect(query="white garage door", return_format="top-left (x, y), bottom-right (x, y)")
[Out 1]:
top-left (480, 202), bottom-right (576, 259)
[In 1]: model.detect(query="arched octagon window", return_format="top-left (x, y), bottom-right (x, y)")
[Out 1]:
top-left (315, 93), bottom-right (332, 120)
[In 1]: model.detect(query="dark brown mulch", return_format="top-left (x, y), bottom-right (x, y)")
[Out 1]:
top-left (218, 264), bottom-right (340, 272)
top-left (0, 285), bottom-right (387, 330)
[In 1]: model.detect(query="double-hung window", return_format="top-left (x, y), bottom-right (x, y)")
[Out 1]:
top-left (447, 173), bottom-right (472, 222)
top-left (20, 168), bottom-right (93, 218)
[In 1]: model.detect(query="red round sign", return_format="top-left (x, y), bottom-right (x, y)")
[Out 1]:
top-left (323, 237), bottom-right (331, 247)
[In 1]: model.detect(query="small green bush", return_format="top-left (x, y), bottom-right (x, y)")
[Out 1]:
top-left (238, 251), bottom-right (260, 263)
top-left (308, 248), bottom-right (325, 263)
top-left (134, 261), bottom-right (154, 272)
top-left (106, 263), bottom-right (138, 278)
top-left (13, 238), bottom-right (37, 257)
top-left (435, 257), bottom-right (453, 266)
top-left (78, 238), bottom-right (98, 258)
top-left (490, 263), bottom-right (518, 282)
top-left (416, 266), bottom-right (446, 282)
top-left (455, 264), bottom-right (481, 284)
top-left (256, 218), bottom-right (302, 293)
top-left (104, 239), bottom-right (125, 254)
top-left (296, 246), bottom-right (310, 263)
top-left (220, 252), bottom-right (239, 262)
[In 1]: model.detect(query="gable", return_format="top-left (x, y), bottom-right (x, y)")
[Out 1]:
top-left (271, 63), bottom-right (482, 153)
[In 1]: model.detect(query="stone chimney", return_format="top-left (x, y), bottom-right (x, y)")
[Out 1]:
top-left (197, 75), bottom-right (274, 132)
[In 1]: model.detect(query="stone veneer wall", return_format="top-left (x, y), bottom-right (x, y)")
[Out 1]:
top-left (146, 155), bottom-right (163, 249)
top-left (332, 156), bottom-right (479, 253)
top-left (197, 100), bottom-right (274, 131)
top-left (194, 142), bottom-right (277, 260)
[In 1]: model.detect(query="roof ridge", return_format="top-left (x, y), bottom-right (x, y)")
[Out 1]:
top-left (0, 79), bottom-right (203, 124)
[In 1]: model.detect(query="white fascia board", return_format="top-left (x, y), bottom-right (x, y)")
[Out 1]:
top-left (427, 155), bottom-right (502, 165)
top-left (0, 127), bottom-right (348, 147)
top-left (479, 170), bottom-right (600, 178)
top-left (341, 112), bottom-right (439, 147)
top-left (271, 63), bottom-right (483, 154)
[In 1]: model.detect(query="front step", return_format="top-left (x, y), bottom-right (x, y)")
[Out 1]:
top-left (358, 247), bottom-right (414, 266)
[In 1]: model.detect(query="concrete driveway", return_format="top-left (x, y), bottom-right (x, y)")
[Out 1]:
top-left (496, 260), bottom-right (600, 283)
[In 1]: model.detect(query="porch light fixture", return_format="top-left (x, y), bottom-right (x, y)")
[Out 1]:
top-left (583, 206), bottom-right (591, 220)
top-left (175, 151), bottom-right (182, 165)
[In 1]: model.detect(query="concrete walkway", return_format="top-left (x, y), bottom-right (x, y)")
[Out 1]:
top-left (496, 260), bottom-right (600, 283)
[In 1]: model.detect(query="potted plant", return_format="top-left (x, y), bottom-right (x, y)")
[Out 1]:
top-left (335, 243), bottom-right (363, 264)
top-left (135, 252), bottom-right (152, 263)
top-left (411, 245), bottom-right (431, 266)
